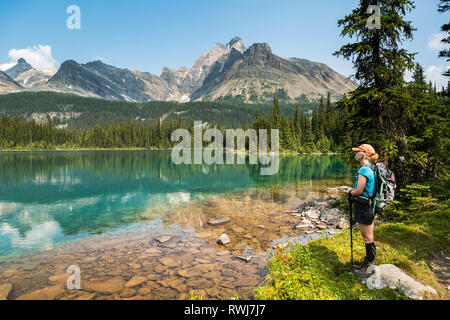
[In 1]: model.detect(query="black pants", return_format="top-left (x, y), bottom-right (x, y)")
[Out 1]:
top-left (353, 197), bottom-right (375, 225)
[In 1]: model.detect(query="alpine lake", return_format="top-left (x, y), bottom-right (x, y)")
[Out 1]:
top-left (0, 151), bottom-right (352, 300)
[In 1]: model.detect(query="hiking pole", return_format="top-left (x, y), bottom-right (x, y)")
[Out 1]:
top-left (348, 192), bottom-right (354, 270)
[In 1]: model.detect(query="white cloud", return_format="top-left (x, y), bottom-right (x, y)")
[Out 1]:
top-left (0, 62), bottom-right (16, 71)
top-left (1, 45), bottom-right (58, 71)
top-left (427, 33), bottom-right (446, 50)
top-left (94, 56), bottom-right (107, 63)
top-left (425, 65), bottom-right (449, 90)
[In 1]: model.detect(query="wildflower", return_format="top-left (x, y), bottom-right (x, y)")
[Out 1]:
top-left (284, 254), bottom-right (288, 261)
top-left (276, 251), bottom-right (279, 256)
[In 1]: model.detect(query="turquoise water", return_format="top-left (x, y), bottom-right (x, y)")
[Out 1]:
top-left (0, 151), bottom-right (351, 256)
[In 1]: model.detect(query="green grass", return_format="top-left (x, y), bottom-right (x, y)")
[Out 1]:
top-left (254, 192), bottom-right (450, 300)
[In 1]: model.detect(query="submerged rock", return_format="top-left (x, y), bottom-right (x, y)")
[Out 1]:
top-left (0, 269), bottom-right (17, 278)
top-left (208, 217), bottom-right (230, 226)
top-left (120, 288), bottom-right (137, 298)
top-left (17, 284), bottom-right (65, 300)
top-left (159, 257), bottom-right (180, 267)
top-left (0, 283), bottom-right (13, 300)
top-left (48, 273), bottom-right (70, 285)
top-left (83, 277), bottom-right (125, 295)
top-left (22, 264), bottom-right (38, 272)
top-left (217, 234), bottom-right (231, 245)
top-left (76, 292), bottom-right (96, 300)
top-left (125, 276), bottom-right (147, 288)
top-left (235, 255), bottom-right (253, 262)
top-left (155, 235), bottom-right (174, 243)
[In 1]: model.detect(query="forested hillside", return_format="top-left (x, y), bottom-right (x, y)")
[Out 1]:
top-left (0, 91), bottom-right (319, 129)
top-left (0, 93), bottom-right (345, 152)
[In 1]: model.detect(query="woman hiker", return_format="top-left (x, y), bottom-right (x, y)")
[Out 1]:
top-left (347, 144), bottom-right (379, 277)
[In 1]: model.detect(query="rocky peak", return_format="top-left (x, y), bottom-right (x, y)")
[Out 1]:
top-left (215, 42), bottom-right (226, 50)
top-left (0, 70), bottom-right (23, 91)
top-left (226, 37), bottom-right (246, 53)
top-left (59, 60), bottom-right (80, 70)
top-left (86, 60), bottom-right (106, 67)
top-left (227, 36), bottom-right (242, 46)
top-left (245, 43), bottom-right (272, 57)
top-left (5, 57), bottom-right (33, 79)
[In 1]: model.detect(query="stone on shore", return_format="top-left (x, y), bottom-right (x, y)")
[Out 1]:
top-left (295, 223), bottom-right (310, 229)
top-left (337, 218), bottom-right (349, 229)
top-left (304, 209), bottom-right (320, 219)
top-left (0, 283), bottom-right (13, 300)
top-left (217, 234), bottom-right (231, 245)
top-left (208, 217), bottom-right (230, 226)
top-left (363, 264), bottom-right (437, 300)
top-left (326, 186), bottom-right (349, 194)
top-left (295, 218), bottom-right (312, 229)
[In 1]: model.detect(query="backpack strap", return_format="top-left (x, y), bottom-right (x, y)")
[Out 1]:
top-left (369, 164), bottom-right (377, 200)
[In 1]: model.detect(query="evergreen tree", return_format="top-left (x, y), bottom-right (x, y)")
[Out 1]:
top-left (439, 0), bottom-right (450, 77)
top-left (303, 120), bottom-right (316, 153)
top-left (334, 1), bottom-right (416, 168)
top-left (335, 0), bottom-right (448, 186)
top-left (412, 63), bottom-right (426, 85)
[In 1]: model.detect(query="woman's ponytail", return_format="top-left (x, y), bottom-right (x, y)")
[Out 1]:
top-left (369, 153), bottom-right (379, 163)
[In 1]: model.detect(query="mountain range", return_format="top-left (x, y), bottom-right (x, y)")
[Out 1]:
top-left (0, 37), bottom-right (357, 103)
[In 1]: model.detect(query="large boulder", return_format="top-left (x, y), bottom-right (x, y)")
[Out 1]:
top-left (363, 264), bottom-right (437, 300)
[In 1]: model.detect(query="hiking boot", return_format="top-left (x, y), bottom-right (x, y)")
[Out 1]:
top-left (352, 258), bottom-right (376, 278)
top-left (352, 257), bottom-right (374, 270)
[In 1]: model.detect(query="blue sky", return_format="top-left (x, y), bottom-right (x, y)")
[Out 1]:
top-left (0, 0), bottom-right (448, 87)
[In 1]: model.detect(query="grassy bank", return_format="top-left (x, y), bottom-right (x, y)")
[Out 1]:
top-left (254, 184), bottom-right (450, 300)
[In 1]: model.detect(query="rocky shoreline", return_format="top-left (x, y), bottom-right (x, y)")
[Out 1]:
top-left (0, 187), bottom-right (353, 301)
top-left (269, 187), bottom-right (350, 250)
